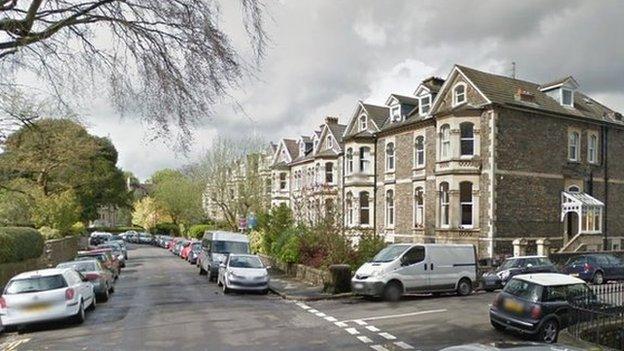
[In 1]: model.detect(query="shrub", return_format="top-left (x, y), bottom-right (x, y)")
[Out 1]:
top-left (354, 232), bottom-right (387, 268)
top-left (278, 233), bottom-right (300, 263)
top-left (298, 220), bottom-right (355, 269)
top-left (69, 222), bottom-right (87, 236)
top-left (188, 224), bottom-right (211, 239)
top-left (153, 222), bottom-right (180, 236)
top-left (39, 226), bottom-right (63, 240)
top-left (0, 227), bottom-right (45, 264)
top-left (260, 205), bottom-right (293, 254)
top-left (249, 230), bottom-right (266, 254)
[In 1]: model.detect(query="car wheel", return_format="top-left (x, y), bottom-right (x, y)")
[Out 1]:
top-left (88, 295), bottom-right (97, 311)
top-left (109, 284), bottom-right (115, 293)
top-left (593, 271), bottom-right (604, 285)
top-left (73, 301), bottom-right (85, 324)
top-left (101, 286), bottom-right (110, 301)
top-left (383, 282), bottom-right (402, 302)
top-left (199, 266), bottom-right (207, 275)
top-left (222, 281), bottom-right (230, 294)
top-left (262, 289), bottom-right (269, 295)
top-left (457, 278), bottom-right (473, 296)
top-left (539, 319), bottom-right (559, 343)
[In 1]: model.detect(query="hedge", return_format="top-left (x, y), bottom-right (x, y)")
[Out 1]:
top-left (153, 222), bottom-right (180, 236)
top-left (0, 227), bottom-right (45, 264)
top-left (87, 226), bottom-right (144, 234)
top-left (188, 224), bottom-right (212, 239)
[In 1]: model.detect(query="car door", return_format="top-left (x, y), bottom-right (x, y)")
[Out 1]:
top-left (594, 255), bottom-right (614, 279)
top-left (606, 255), bottom-right (624, 280)
top-left (395, 245), bottom-right (428, 292)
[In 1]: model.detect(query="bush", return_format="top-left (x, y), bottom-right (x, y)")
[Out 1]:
top-left (354, 232), bottom-right (387, 268)
top-left (39, 226), bottom-right (63, 240)
top-left (188, 224), bottom-right (211, 239)
top-left (0, 227), bottom-right (45, 264)
top-left (298, 219), bottom-right (355, 269)
top-left (249, 230), bottom-right (266, 254)
top-left (69, 222), bottom-right (87, 236)
top-left (153, 222), bottom-right (180, 236)
top-left (278, 233), bottom-right (300, 263)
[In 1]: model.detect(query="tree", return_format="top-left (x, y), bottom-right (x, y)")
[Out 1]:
top-left (0, 1), bottom-right (267, 148)
top-left (150, 169), bottom-right (203, 227)
top-left (131, 196), bottom-right (169, 231)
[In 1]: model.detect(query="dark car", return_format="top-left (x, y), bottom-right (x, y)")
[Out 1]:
top-left (188, 241), bottom-right (202, 264)
top-left (561, 254), bottom-right (624, 285)
top-left (481, 256), bottom-right (557, 292)
top-left (489, 273), bottom-right (597, 343)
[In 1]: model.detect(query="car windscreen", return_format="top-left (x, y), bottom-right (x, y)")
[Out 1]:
top-left (229, 256), bottom-right (264, 268)
top-left (77, 254), bottom-right (106, 262)
top-left (370, 245), bottom-right (410, 263)
top-left (192, 243), bottom-right (202, 251)
top-left (536, 257), bottom-right (554, 266)
top-left (5, 275), bottom-right (68, 294)
top-left (498, 258), bottom-right (521, 270)
top-left (503, 279), bottom-right (543, 302)
top-left (57, 261), bottom-right (97, 272)
top-left (212, 240), bottom-right (249, 254)
top-left (566, 256), bottom-right (587, 266)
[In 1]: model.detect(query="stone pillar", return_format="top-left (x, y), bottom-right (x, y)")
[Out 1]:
top-left (450, 128), bottom-right (461, 159)
top-left (536, 238), bottom-right (551, 256)
top-left (449, 189), bottom-right (460, 228)
top-left (513, 238), bottom-right (528, 257)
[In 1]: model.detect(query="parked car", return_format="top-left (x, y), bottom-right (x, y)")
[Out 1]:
top-left (489, 273), bottom-right (597, 343)
top-left (168, 237), bottom-right (182, 251)
top-left (351, 244), bottom-right (478, 301)
top-left (199, 231), bottom-right (250, 282)
top-left (561, 253), bottom-right (624, 285)
top-left (481, 256), bottom-right (558, 292)
top-left (76, 249), bottom-right (120, 280)
top-left (57, 260), bottom-right (114, 301)
top-left (97, 242), bottom-right (126, 267)
top-left (0, 268), bottom-right (96, 330)
top-left (188, 241), bottom-right (203, 265)
top-left (440, 342), bottom-right (585, 351)
top-left (180, 241), bottom-right (195, 260)
top-left (217, 254), bottom-right (269, 294)
top-left (109, 236), bottom-right (128, 258)
top-left (89, 232), bottom-right (112, 246)
top-left (138, 233), bottom-right (153, 244)
top-left (172, 239), bottom-right (188, 256)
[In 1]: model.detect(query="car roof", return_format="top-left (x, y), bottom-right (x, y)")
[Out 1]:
top-left (229, 254), bottom-right (259, 258)
top-left (58, 260), bottom-right (97, 267)
top-left (205, 231), bottom-right (249, 242)
top-left (513, 273), bottom-right (585, 286)
top-left (506, 255), bottom-right (548, 260)
top-left (12, 268), bottom-right (71, 280)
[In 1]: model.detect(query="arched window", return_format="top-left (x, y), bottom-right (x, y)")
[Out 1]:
top-left (359, 147), bottom-right (370, 173)
top-left (327, 136), bottom-right (333, 149)
top-left (386, 189), bottom-right (394, 226)
top-left (325, 162), bottom-right (333, 183)
top-left (588, 134), bottom-right (598, 163)
top-left (414, 187), bottom-right (424, 228)
top-left (439, 182), bottom-right (449, 227)
top-left (346, 192), bottom-right (353, 226)
top-left (460, 122), bottom-right (474, 156)
top-left (440, 125), bottom-right (451, 159)
top-left (386, 142), bottom-right (395, 171)
top-left (453, 83), bottom-right (466, 106)
top-left (415, 136), bottom-right (425, 167)
top-left (279, 173), bottom-right (287, 190)
top-left (568, 185), bottom-right (580, 193)
top-left (460, 181), bottom-right (473, 227)
top-left (359, 191), bottom-right (370, 225)
top-left (568, 131), bottom-right (580, 161)
top-left (346, 148), bottom-right (353, 174)
top-left (359, 115), bottom-right (367, 131)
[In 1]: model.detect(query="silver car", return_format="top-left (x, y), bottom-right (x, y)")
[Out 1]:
top-left (57, 260), bottom-right (115, 301)
top-left (217, 254), bottom-right (270, 294)
top-left (0, 268), bottom-right (96, 330)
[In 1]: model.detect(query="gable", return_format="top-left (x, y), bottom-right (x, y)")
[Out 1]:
top-left (430, 67), bottom-right (489, 114)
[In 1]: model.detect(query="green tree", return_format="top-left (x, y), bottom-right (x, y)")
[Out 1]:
top-left (150, 169), bottom-right (204, 227)
top-left (131, 197), bottom-right (170, 231)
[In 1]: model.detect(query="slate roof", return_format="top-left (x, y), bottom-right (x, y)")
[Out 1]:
top-left (315, 149), bottom-right (340, 158)
top-left (421, 76), bottom-right (445, 93)
top-left (327, 123), bottom-right (347, 143)
top-left (389, 94), bottom-right (419, 106)
top-left (538, 76), bottom-right (578, 90)
top-left (283, 139), bottom-right (299, 160)
top-left (361, 103), bottom-right (389, 129)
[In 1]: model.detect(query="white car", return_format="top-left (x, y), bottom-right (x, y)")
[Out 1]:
top-left (0, 268), bottom-right (96, 330)
top-left (217, 254), bottom-right (270, 294)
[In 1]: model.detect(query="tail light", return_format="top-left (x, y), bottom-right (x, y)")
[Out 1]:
top-left (85, 273), bottom-right (100, 281)
top-left (65, 288), bottom-right (75, 300)
top-left (584, 263), bottom-right (593, 272)
top-left (530, 305), bottom-right (542, 319)
top-left (0, 296), bottom-right (6, 309)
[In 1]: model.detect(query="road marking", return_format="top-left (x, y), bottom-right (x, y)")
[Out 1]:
top-left (315, 312), bottom-right (327, 317)
top-left (308, 309), bottom-right (319, 313)
top-left (354, 319), bottom-right (368, 325)
top-left (345, 327), bottom-right (360, 335)
top-left (334, 321), bottom-right (348, 328)
top-left (365, 325), bottom-right (380, 332)
top-left (339, 309), bottom-right (446, 323)
top-left (370, 345), bottom-right (390, 351)
top-left (395, 341), bottom-right (415, 349)
top-left (297, 302), bottom-right (311, 309)
top-left (357, 336), bottom-right (373, 343)
top-left (379, 332), bottom-right (396, 340)
top-left (325, 316), bottom-right (338, 322)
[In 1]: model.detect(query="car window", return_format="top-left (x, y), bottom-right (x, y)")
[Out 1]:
top-left (5, 275), bottom-right (68, 294)
top-left (499, 258), bottom-right (519, 270)
top-left (544, 286), bottom-right (567, 302)
top-left (536, 257), bottom-right (554, 266)
top-left (606, 255), bottom-right (622, 265)
top-left (504, 279), bottom-right (543, 302)
top-left (371, 245), bottom-right (410, 263)
top-left (524, 258), bottom-right (539, 267)
top-left (212, 241), bottom-right (249, 254)
top-left (58, 261), bottom-right (96, 272)
top-left (593, 255), bottom-right (610, 266)
top-left (229, 256), bottom-right (264, 268)
top-left (402, 246), bottom-right (425, 266)
top-left (566, 256), bottom-right (587, 266)
top-left (566, 283), bottom-right (591, 302)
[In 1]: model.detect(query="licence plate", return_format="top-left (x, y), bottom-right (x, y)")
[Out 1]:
top-left (354, 283), bottom-right (364, 289)
top-left (503, 299), bottom-right (523, 314)
top-left (24, 303), bottom-right (50, 313)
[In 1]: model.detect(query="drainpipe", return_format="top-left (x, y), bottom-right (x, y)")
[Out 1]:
top-left (373, 137), bottom-right (378, 233)
top-left (602, 125), bottom-right (609, 250)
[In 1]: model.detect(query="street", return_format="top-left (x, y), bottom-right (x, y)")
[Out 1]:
top-left (0, 245), bottom-right (521, 351)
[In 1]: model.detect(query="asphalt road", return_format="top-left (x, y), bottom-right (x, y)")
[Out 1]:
top-left (0, 245), bottom-right (526, 351)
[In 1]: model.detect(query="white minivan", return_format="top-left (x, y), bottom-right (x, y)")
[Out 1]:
top-left (351, 244), bottom-right (478, 301)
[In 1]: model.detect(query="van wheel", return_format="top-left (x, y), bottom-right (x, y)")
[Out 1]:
top-left (383, 282), bottom-right (403, 302)
top-left (593, 271), bottom-right (604, 285)
top-left (457, 278), bottom-right (473, 296)
top-left (539, 319), bottom-right (559, 343)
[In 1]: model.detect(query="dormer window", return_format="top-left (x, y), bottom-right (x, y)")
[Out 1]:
top-left (453, 83), bottom-right (466, 106)
top-left (390, 105), bottom-right (401, 122)
top-left (419, 95), bottom-right (431, 116)
top-left (562, 88), bottom-right (574, 107)
top-left (359, 115), bottom-right (367, 131)
top-left (327, 137), bottom-right (333, 149)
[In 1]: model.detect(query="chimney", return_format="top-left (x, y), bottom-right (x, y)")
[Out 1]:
top-left (325, 116), bottom-right (339, 124)
top-left (515, 88), bottom-right (535, 103)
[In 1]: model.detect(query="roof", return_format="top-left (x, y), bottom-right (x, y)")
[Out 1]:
top-left (300, 135), bottom-right (311, 143)
top-left (539, 76), bottom-right (579, 90)
top-left (361, 103), bottom-right (389, 129)
top-left (421, 76), bottom-right (445, 93)
top-left (11, 268), bottom-right (71, 280)
top-left (315, 148), bottom-right (340, 158)
top-left (327, 123), bottom-right (347, 143)
top-left (388, 93), bottom-right (419, 106)
top-left (283, 139), bottom-right (299, 160)
top-left (506, 255), bottom-right (547, 260)
top-left (562, 191), bottom-right (604, 207)
top-left (513, 273), bottom-right (585, 286)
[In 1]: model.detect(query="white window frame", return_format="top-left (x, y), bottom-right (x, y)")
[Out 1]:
top-left (561, 88), bottom-right (574, 107)
top-left (440, 125), bottom-right (451, 160)
top-left (414, 187), bottom-right (424, 228)
top-left (359, 115), bottom-right (367, 131)
top-left (386, 142), bottom-right (395, 171)
top-left (325, 162), bottom-right (333, 184)
top-left (359, 146), bottom-right (370, 173)
top-left (568, 131), bottom-right (580, 162)
top-left (279, 173), bottom-right (287, 190)
top-left (588, 133), bottom-right (598, 164)
top-left (327, 136), bottom-right (333, 149)
top-left (414, 135), bottom-right (425, 167)
top-left (439, 183), bottom-right (450, 228)
top-left (385, 189), bottom-right (394, 227)
top-left (419, 95), bottom-right (431, 116)
top-left (346, 192), bottom-right (354, 226)
top-left (390, 105), bottom-right (401, 123)
top-left (453, 83), bottom-right (467, 106)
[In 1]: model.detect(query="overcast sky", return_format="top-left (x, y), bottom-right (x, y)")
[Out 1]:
top-left (85, 0), bottom-right (624, 180)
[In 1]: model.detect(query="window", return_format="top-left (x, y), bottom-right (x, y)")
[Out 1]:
top-left (568, 185), bottom-right (580, 192)
top-left (346, 192), bottom-right (353, 225)
top-left (359, 147), bottom-right (370, 173)
top-left (325, 162), bottom-right (333, 183)
top-left (439, 182), bottom-right (449, 227)
top-left (401, 246), bottom-right (425, 266)
top-left (568, 131), bottom-right (580, 161)
top-left (327, 137), bottom-right (333, 149)
top-left (346, 148), bottom-right (353, 174)
top-left (440, 125), bottom-right (451, 159)
top-left (414, 187), bottom-right (424, 228)
top-left (414, 136), bottom-right (425, 167)
top-left (419, 95), bottom-right (431, 116)
top-left (385, 189), bottom-right (394, 226)
top-left (386, 142), bottom-right (395, 171)
top-left (562, 88), bottom-right (574, 107)
top-left (460, 181), bottom-right (473, 228)
top-left (391, 105), bottom-right (401, 122)
top-left (460, 122), bottom-right (474, 156)
top-left (359, 115), bottom-right (367, 131)
top-left (453, 83), bottom-right (466, 106)
top-left (359, 191), bottom-right (370, 225)
top-left (588, 134), bottom-right (598, 164)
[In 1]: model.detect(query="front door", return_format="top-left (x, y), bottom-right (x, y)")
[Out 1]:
top-left (396, 245), bottom-right (428, 292)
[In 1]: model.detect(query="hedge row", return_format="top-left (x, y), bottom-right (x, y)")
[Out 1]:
top-left (0, 227), bottom-right (45, 264)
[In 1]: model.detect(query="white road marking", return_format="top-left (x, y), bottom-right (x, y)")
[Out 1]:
top-left (315, 312), bottom-right (327, 317)
top-left (379, 332), bottom-right (397, 340)
top-left (325, 316), bottom-right (338, 322)
top-left (370, 345), bottom-right (390, 351)
top-left (339, 309), bottom-right (446, 323)
top-left (334, 321), bottom-right (348, 328)
top-left (308, 309), bottom-right (319, 313)
top-left (395, 341), bottom-right (415, 349)
top-left (357, 336), bottom-right (373, 343)
top-left (353, 319), bottom-right (368, 325)
top-left (365, 325), bottom-right (380, 332)
top-left (297, 302), bottom-right (311, 309)
top-left (345, 327), bottom-right (360, 335)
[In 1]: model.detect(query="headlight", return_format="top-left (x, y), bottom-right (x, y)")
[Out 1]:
top-left (498, 270), bottom-right (510, 281)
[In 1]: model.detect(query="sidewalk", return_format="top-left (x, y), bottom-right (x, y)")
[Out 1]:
top-left (268, 268), bottom-right (353, 301)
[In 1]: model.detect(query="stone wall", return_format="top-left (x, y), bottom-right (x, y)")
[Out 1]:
top-left (259, 254), bottom-right (331, 286)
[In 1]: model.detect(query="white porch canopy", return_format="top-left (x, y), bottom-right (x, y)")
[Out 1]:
top-left (561, 191), bottom-right (604, 234)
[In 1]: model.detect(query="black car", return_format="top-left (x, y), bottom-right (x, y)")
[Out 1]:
top-left (561, 254), bottom-right (624, 284)
top-left (481, 256), bottom-right (557, 292)
top-left (489, 273), bottom-right (596, 343)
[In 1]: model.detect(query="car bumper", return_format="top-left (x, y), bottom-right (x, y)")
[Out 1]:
top-left (480, 276), bottom-right (503, 290)
top-left (489, 308), bottom-right (540, 334)
top-left (351, 279), bottom-right (385, 297)
top-left (566, 271), bottom-right (594, 281)
top-left (0, 301), bottom-right (81, 326)
top-left (227, 279), bottom-right (269, 291)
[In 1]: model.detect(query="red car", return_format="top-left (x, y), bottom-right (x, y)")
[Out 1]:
top-left (167, 237), bottom-right (182, 251)
top-left (76, 249), bottom-right (121, 280)
top-left (180, 241), bottom-right (196, 260)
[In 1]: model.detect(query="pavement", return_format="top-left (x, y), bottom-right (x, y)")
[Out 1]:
top-left (0, 245), bottom-right (584, 351)
top-left (268, 269), bottom-right (352, 301)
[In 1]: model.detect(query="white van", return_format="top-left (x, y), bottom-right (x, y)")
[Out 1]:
top-left (198, 231), bottom-right (250, 282)
top-left (351, 243), bottom-right (478, 301)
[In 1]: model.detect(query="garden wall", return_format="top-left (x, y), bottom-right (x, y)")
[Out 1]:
top-left (259, 254), bottom-right (331, 286)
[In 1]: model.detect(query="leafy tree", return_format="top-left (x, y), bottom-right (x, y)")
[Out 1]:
top-left (131, 196), bottom-right (170, 231)
top-left (150, 169), bottom-right (204, 227)
top-left (31, 189), bottom-right (82, 233)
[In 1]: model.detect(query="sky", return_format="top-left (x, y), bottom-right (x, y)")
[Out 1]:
top-left (83, 0), bottom-right (624, 180)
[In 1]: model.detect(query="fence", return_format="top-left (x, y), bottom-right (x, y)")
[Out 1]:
top-left (567, 282), bottom-right (624, 350)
